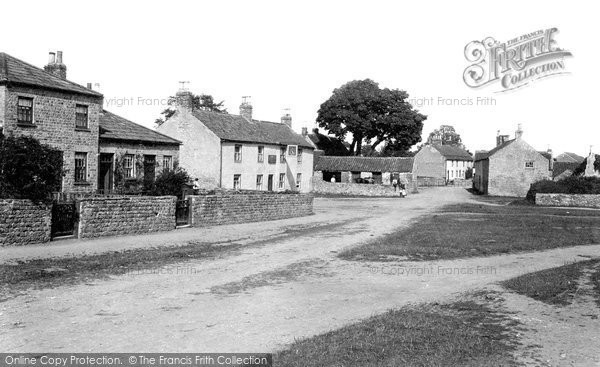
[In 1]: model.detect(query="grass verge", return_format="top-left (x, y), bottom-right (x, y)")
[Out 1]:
top-left (274, 293), bottom-right (520, 367)
top-left (0, 241), bottom-right (242, 302)
top-left (502, 258), bottom-right (600, 306)
top-left (340, 202), bottom-right (600, 261)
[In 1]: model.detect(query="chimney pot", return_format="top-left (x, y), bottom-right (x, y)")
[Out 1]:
top-left (48, 52), bottom-right (56, 64)
top-left (56, 51), bottom-right (63, 64)
top-left (281, 112), bottom-right (292, 128)
top-left (301, 127), bottom-right (308, 137)
top-left (87, 83), bottom-right (92, 89)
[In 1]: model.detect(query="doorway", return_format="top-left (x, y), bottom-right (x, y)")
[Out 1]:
top-left (98, 153), bottom-right (114, 194)
top-left (143, 155), bottom-right (156, 191)
top-left (267, 174), bottom-right (274, 191)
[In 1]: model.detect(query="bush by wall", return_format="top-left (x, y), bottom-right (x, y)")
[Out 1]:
top-left (526, 176), bottom-right (600, 202)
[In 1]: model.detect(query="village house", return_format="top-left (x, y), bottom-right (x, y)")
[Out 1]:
top-left (156, 90), bottom-right (315, 193)
top-left (473, 125), bottom-right (552, 197)
top-left (412, 144), bottom-right (473, 182)
top-left (0, 51), bottom-right (180, 194)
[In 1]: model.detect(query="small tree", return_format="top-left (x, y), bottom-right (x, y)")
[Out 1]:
top-left (0, 135), bottom-right (63, 202)
top-left (150, 166), bottom-right (191, 197)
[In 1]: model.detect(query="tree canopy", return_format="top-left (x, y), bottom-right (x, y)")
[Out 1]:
top-left (0, 134), bottom-right (63, 202)
top-left (427, 125), bottom-right (463, 147)
top-left (155, 93), bottom-right (227, 126)
top-left (316, 79), bottom-right (426, 156)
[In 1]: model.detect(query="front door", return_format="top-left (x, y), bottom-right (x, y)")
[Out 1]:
top-left (267, 174), bottom-right (274, 191)
top-left (98, 153), bottom-right (114, 194)
top-left (143, 155), bottom-right (156, 191)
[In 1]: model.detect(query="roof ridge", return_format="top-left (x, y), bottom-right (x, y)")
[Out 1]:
top-left (101, 110), bottom-right (181, 144)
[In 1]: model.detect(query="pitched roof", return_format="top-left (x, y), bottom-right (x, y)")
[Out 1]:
top-left (553, 161), bottom-right (579, 178)
top-left (99, 110), bottom-right (181, 145)
top-left (555, 152), bottom-right (585, 163)
top-left (315, 156), bottom-right (414, 173)
top-left (432, 145), bottom-right (473, 161)
top-left (0, 52), bottom-right (102, 97)
top-left (191, 109), bottom-right (314, 148)
top-left (474, 139), bottom-right (516, 161)
top-left (307, 130), bottom-right (350, 156)
top-left (538, 151), bottom-right (552, 161)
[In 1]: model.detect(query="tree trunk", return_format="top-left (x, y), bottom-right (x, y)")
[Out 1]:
top-left (371, 137), bottom-right (385, 151)
top-left (355, 134), bottom-right (363, 156)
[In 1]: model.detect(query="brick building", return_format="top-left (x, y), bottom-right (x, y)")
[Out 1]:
top-left (473, 125), bottom-right (552, 197)
top-left (0, 51), bottom-right (180, 194)
top-left (413, 144), bottom-right (473, 181)
top-left (157, 91), bottom-right (315, 193)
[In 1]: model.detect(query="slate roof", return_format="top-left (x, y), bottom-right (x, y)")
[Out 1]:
top-left (314, 156), bottom-right (414, 173)
top-left (555, 152), bottom-right (585, 163)
top-left (474, 139), bottom-right (516, 161)
top-left (307, 130), bottom-right (350, 156)
top-left (553, 161), bottom-right (579, 178)
top-left (0, 52), bottom-right (102, 97)
top-left (192, 109), bottom-right (314, 148)
top-left (100, 110), bottom-right (181, 145)
top-left (432, 145), bottom-right (473, 161)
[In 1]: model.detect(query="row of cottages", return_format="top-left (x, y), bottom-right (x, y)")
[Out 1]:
top-left (412, 144), bottom-right (473, 181)
top-left (157, 90), bottom-right (315, 193)
top-left (313, 156), bottom-right (414, 185)
top-left (0, 51), bottom-right (180, 195)
top-left (473, 125), bottom-right (552, 197)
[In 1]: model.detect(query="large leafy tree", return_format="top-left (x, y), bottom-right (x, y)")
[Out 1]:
top-left (427, 125), bottom-right (463, 147)
top-left (0, 134), bottom-right (64, 202)
top-left (155, 93), bottom-right (227, 126)
top-left (316, 79), bottom-right (426, 156)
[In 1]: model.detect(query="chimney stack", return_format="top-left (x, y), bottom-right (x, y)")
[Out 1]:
top-left (281, 109), bottom-right (292, 128)
top-left (301, 127), bottom-right (308, 137)
top-left (515, 123), bottom-right (523, 139)
top-left (44, 50), bottom-right (67, 79)
top-left (496, 130), bottom-right (510, 146)
top-left (176, 90), bottom-right (194, 111)
top-left (87, 83), bottom-right (93, 89)
top-left (239, 96), bottom-right (253, 121)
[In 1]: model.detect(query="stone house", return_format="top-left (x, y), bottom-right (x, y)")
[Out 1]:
top-left (0, 51), bottom-right (180, 195)
top-left (98, 111), bottom-right (181, 193)
top-left (314, 156), bottom-right (414, 185)
top-left (473, 125), bottom-right (552, 197)
top-left (413, 144), bottom-right (473, 181)
top-left (156, 91), bottom-right (315, 193)
top-left (0, 51), bottom-right (103, 193)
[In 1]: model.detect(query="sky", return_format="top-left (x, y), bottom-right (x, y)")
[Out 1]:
top-left (1, 0), bottom-right (596, 155)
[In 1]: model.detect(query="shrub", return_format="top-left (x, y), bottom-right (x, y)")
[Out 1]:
top-left (0, 135), bottom-right (63, 202)
top-left (149, 166), bottom-right (190, 197)
top-left (526, 176), bottom-right (600, 202)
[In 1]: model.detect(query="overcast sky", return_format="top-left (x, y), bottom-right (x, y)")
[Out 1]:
top-left (1, 0), bottom-right (596, 155)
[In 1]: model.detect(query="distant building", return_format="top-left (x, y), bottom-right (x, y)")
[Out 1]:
top-left (314, 156), bottom-right (414, 185)
top-left (413, 144), bottom-right (473, 181)
top-left (157, 91), bottom-right (314, 193)
top-left (473, 125), bottom-right (552, 197)
top-left (306, 128), bottom-right (350, 156)
top-left (555, 152), bottom-right (585, 163)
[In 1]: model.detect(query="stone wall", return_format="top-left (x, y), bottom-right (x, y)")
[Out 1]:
top-left (77, 196), bottom-right (176, 238)
top-left (0, 199), bottom-right (51, 246)
top-left (536, 193), bottom-right (600, 208)
top-left (188, 192), bottom-right (314, 227)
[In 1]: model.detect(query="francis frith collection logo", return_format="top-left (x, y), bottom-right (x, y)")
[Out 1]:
top-left (463, 28), bottom-right (572, 92)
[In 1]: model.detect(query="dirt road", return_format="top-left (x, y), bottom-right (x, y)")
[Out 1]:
top-left (2, 187), bottom-right (600, 353)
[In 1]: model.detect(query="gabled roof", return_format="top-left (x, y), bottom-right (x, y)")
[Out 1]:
top-left (432, 145), bottom-right (473, 161)
top-left (100, 110), bottom-right (181, 145)
top-left (553, 161), bottom-right (579, 178)
top-left (538, 151), bottom-right (552, 161)
top-left (315, 156), bottom-right (414, 173)
top-left (474, 139), bottom-right (516, 161)
top-left (307, 130), bottom-right (350, 156)
top-left (191, 109), bottom-right (314, 148)
top-left (555, 152), bottom-right (585, 163)
top-left (0, 52), bottom-right (102, 97)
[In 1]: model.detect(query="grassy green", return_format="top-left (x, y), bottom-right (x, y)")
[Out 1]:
top-left (340, 202), bottom-right (600, 261)
top-left (274, 295), bottom-right (520, 367)
top-left (502, 258), bottom-right (600, 306)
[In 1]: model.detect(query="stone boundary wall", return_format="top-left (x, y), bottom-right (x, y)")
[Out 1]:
top-left (78, 196), bottom-right (176, 238)
top-left (188, 193), bottom-right (314, 227)
top-left (0, 199), bottom-right (51, 246)
top-left (312, 178), bottom-right (403, 196)
top-left (536, 193), bottom-right (600, 208)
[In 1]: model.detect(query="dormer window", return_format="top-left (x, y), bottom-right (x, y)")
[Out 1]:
top-left (75, 105), bottom-right (88, 129)
top-left (17, 97), bottom-right (34, 124)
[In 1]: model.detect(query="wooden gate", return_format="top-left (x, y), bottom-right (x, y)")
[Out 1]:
top-left (176, 198), bottom-right (190, 226)
top-left (51, 202), bottom-right (77, 238)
